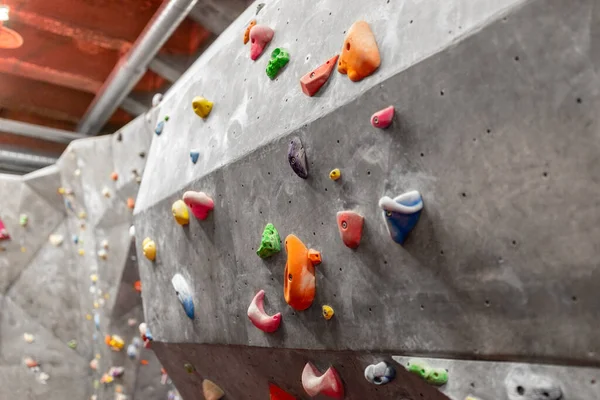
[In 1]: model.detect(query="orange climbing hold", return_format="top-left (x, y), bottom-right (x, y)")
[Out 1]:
top-left (269, 383), bottom-right (296, 400)
top-left (140, 359), bottom-right (149, 365)
top-left (338, 21), bottom-right (380, 82)
top-left (243, 19), bottom-right (256, 44)
top-left (300, 54), bottom-right (339, 97)
top-left (111, 172), bottom-right (118, 181)
top-left (134, 280), bottom-right (141, 292)
top-left (284, 234), bottom-right (322, 311)
top-left (127, 198), bottom-right (135, 209)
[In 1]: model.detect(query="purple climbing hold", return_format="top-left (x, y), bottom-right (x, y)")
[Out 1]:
top-left (288, 137), bottom-right (308, 179)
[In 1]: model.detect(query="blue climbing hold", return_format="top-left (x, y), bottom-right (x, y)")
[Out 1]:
top-left (190, 150), bottom-right (200, 164)
top-left (145, 328), bottom-right (153, 341)
top-left (65, 198), bottom-right (74, 212)
top-left (155, 120), bottom-right (165, 136)
top-left (378, 190), bottom-right (423, 244)
top-left (94, 313), bottom-right (100, 330)
top-left (72, 234), bottom-right (78, 244)
top-left (172, 273), bottom-right (195, 320)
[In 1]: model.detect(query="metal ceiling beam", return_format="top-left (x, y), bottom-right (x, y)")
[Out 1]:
top-left (121, 97), bottom-right (148, 117)
top-left (13, 10), bottom-right (132, 52)
top-left (148, 56), bottom-right (184, 83)
top-left (188, 0), bottom-right (247, 35)
top-left (0, 118), bottom-right (85, 144)
top-left (77, 0), bottom-right (199, 136)
top-left (0, 58), bottom-right (103, 94)
top-left (0, 150), bottom-right (57, 171)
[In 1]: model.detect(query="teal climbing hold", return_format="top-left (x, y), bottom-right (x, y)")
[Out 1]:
top-left (256, 223), bottom-right (281, 258)
top-left (266, 48), bottom-right (290, 80)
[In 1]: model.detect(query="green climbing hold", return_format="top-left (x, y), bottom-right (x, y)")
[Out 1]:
top-left (266, 48), bottom-right (290, 80)
top-left (184, 363), bottom-right (195, 373)
top-left (407, 360), bottom-right (430, 380)
top-left (67, 339), bottom-right (77, 349)
top-left (425, 368), bottom-right (448, 386)
top-left (256, 223), bottom-right (281, 258)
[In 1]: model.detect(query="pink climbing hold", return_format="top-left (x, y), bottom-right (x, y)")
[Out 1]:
top-left (247, 289), bottom-right (281, 333)
top-left (0, 218), bottom-right (10, 240)
top-left (250, 25), bottom-right (274, 60)
top-left (371, 106), bottom-right (394, 129)
top-left (301, 362), bottom-right (344, 399)
top-left (336, 211), bottom-right (364, 249)
top-left (182, 191), bottom-right (214, 220)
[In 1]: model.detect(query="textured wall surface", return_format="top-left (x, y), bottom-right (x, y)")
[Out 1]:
top-left (0, 113), bottom-right (175, 399)
top-left (131, 0), bottom-right (600, 398)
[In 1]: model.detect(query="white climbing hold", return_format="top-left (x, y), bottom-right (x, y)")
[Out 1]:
top-left (102, 187), bottom-right (111, 198)
top-left (23, 333), bottom-right (34, 343)
top-left (129, 225), bottom-right (135, 238)
top-left (97, 249), bottom-right (107, 260)
top-left (74, 169), bottom-right (81, 176)
top-left (152, 93), bottom-right (163, 107)
top-left (101, 239), bottom-right (109, 249)
top-left (48, 234), bottom-right (64, 246)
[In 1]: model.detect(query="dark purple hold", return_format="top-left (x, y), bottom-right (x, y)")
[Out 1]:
top-left (288, 137), bottom-right (308, 179)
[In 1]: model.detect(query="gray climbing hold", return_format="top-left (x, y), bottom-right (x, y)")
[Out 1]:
top-left (505, 367), bottom-right (563, 400)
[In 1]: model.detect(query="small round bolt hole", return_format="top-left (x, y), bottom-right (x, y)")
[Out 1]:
top-left (461, 192), bottom-right (467, 198)
top-left (514, 56), bottom-right (520, 61)
top-left (577, 97), bottom-right (582, 104)
top-left (346, 42), bottom-right (350, 51)
top-left (368, 307), bottom-right (372, 312)
top-left (572, 296), bottom-right (578, 302)
top-left (543, 172), bottom-right (548, 177)
top-left (485, 300), bottom-right (491, 307)
top-left (420, 153), bottom-right (424, 157)
top-left (288, 274), bottom-right (292, 281)
top-left (517, 386), bottom-right (525, 395)
top-left (440, 90), bottom-right (445, 96)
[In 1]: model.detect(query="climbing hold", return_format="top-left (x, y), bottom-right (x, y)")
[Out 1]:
top-left (90, 274), bottom-right (98, 282)
top-left (152, 93), bottom-right (163, 107)
top-left (97, 249), bottom-right (107, 260)
top-left (142, 238), bottom-right (156, 261)
top-left (379, 191), bottom-right (423, 244)
top-left (192, 96), bottom-right (213, 119)
top-left (407, 359), bottom-right (431, 380)
top-left (0, 218), bottom-right (10, 240)
top-left (23, 333), bottom-right (34, 343)
top-left (94, 313), bottom-right (100, 330)
top-left (371, 106), bottom-right (394, 129)
top-left (128, 318), bottom-right (137, 327)
top-left (74, 169), bottom-right (81, 177)
top-left (139, 151), bottom-right (146, 158)
top-left (269, 383), bottom-right (296, 400)
top-left (329, 168), bottom-right (341, 181)
top-left (288, 137), bottom-right (308, 179)
top-left (172, 199), bottom-right (190, 226)
top-left (90, 359), bottom-right (98, 370)
top-left (172, 273), bottom-right (195, 319)
top-left (322, 305), bottom-right (334, 320)
top-left (284, 234), bottom-right (322, 311)
top-left (155, 120), bottom-right (165, 135)
top-left (127, 197), bottom-right (135, 209)
top-left (301, 362), bottom-right (344, 399)
top-left (116, 132), bottom-right (122, 142)
top-left (190, 149), bottom-right (200, 164)
top-left (67, 339), bottom-right (77, 349)
top-left (126, 344), bottom-right (139, 359)
top-left (426, 368), bottom-right (448, 386)
top-left (182, 191), bottom-right (214, 220)
top-left (266, 48), bottom-right (290, 79)
top-left (134, 280), bottom-right (142, 292)
top-left (139, 322), bottom-right (153, 342)
top-left (105, 334), bottom-right (125, 351)
top-left (256, 2), bottom-right (265, 14)
top-left (102, 187), bottom-right (111, 198)
top-left (20, 246), bottom-right (26, 253)
top-left (78, 211), bottom-right (87, 219)
top-left (247, 289), bottom-right (282, 333)
top-left (49, 234), bottom-right (64, 246)
top-left (184, 363), bottom-right (195, 373)
top-left (336, 211), bottom-right (364, 249)
top-left (129, 225), bottom-right (135, 238)
top-left (24, 357), bottom-right (38, 368)
top-left (257, 223), bottom-right (281, 258)
top-left (364, 362), bottom-right (396, 385)
top-left (58, 187), bottom-right (66, 195)
top-left (78, 249), bottom-right (85, 256)
top-left (300, 55), bottom-right (339, 97)
top-left (65, 198), bottom-right (74, 212)
top-left (203, 379), bottom-right (225, 400)
top-left (140, 359), bottom-right (149, 365)
top-left (243, 20), bottom-right (256, 44)
top-left (72, 235), bottom-right (79, 244)
top-left (165, 115), bottom-right (170, 121)
top-left (110, 171), bottom-right (118, 181)
top-left (19, 214), bottom-right (28, 227)
top-left (108, 366), bottom-right (125, 377)
top-left (505, 367), bottom-right (562, 400)
top-left (338, 21), bottom-right (380, 82)
top-left (101, 373), bottom-right (114, 384)
top-left (249, 25), bottom-right (274, 60)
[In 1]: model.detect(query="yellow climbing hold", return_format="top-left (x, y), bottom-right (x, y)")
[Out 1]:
top-left (172, 200), bottom-right (190, 226)
top-left (104, 293), bottom-right (109, 300)
top-left (192, 96), bottom-right (213, 119)
top-left (95, 353), bottom-right (101, 359)
top-left (93, 302), bottom-right (99, 309)
top-left (322, 305), bottom-right (335, 320)
top-left (329, 168), bottom-right (341, 181)
top-left (78, 211), bottom-right (87, 219)
top-left (78, 249), bottom-right (85, 256)
top-left (142, 237), bottom-right (156, 261)
top-left (20, 247), bottom-right (26, 253)
top-left (86, 314), bottom-right (92, 320)
top-left (90, 274), bottom-right (98, 282)
top-left (58, 187), bottom-right (66, 195)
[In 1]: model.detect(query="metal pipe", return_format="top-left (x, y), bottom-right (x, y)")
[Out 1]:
top-left (77, 0), bottom-right (198, 136)
top-left (0, 149), bottom-right (57, 170)
top-left (0, 118), bottom-right (85, 143)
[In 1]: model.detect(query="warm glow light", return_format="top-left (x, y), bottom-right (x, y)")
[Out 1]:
top-left (0, 5), bottom-right (9, 22)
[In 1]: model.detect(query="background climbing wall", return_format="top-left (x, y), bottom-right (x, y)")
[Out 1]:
top-left (0, 107), bottom-right (178, 399)
top-left (131, 0), bottom-right (600, 398)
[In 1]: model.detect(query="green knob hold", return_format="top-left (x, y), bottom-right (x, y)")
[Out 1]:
top-left (19, 214), bottom-right (28, 227)
top-left (256, 223), bottom-right (281, 258)
top-left (67, 339), bottom-right (77, 349)
top-left (184, 363), bottom-right (195, 373)
top-left (266, 48), bottom-right (290, 80)
top-left (407, 360), bottom-right (430, 379)
top-left (425, 368), bottom-right (448, 386)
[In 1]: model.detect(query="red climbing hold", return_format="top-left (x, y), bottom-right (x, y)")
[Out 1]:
top-left (0, 218), bottom-right (10, 241)
top-left (371, 106), bottom-right (395, 129)
top-left (249, 25), bottom-right (274, 60)
top-left (134, 280), bottom-right (141, 292)
top-left (269, 383), bottom-right (296, 400)
top-left (300, 55), bottom-right (339, 97)
top-left (336, 211), bottom-right (364, 249)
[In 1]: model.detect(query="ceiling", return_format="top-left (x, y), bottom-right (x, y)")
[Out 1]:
top-left (0, 0), bottom-right (249, 174)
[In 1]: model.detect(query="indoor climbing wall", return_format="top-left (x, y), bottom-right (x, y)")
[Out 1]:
top-left (132, 0), bottom-right (600, 399)
top-left (0, 108), bottom-right (178, 399)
